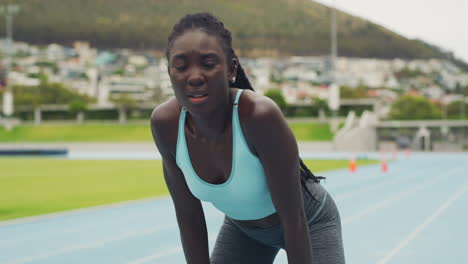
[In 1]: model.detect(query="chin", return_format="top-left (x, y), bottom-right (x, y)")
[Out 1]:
top-left (184, 102), bottom-right (212, 114)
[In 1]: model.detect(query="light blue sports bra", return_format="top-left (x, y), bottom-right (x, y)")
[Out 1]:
top-left (175, 89), bottom-right (277, 220)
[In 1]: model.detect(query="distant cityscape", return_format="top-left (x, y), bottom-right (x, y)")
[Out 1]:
top-left (1, 39), bottom-right (468, 118)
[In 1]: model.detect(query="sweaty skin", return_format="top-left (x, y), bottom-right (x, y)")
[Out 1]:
top-left (151, 30), bottom-right (313, 263)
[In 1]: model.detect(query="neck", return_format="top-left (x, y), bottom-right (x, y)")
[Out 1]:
top-left (186, 90), bottom-right (235, 141)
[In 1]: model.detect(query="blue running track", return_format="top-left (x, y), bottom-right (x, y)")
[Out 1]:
top-left (1, 153), bottom-right (467, 263)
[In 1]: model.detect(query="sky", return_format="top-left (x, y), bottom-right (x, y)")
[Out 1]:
top-left (312, 0), bottom-right (468, 63)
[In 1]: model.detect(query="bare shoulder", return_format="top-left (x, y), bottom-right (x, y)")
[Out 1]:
top-left (150, 97), bottom-right (181, 157)
top-left (150, 97), bottom-right (180, 124)
top-left (237, 89), bottom-right (285, 124)
top-left (236, 89), bottom-right (292, 155)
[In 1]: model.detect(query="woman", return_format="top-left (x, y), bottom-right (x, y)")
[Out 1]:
top-left (151, 12), bottom-right (345, 264)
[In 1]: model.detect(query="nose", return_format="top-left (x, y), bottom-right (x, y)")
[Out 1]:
top-left (187, 66), bottom-right (205, 87)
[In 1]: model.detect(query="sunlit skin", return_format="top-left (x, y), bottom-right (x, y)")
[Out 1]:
top-left (167, 30), bottom-right (279, 224)
top-left (168, 30), bottom-right (236, 140)
top-left (151, 28), bottom-right (313, 263)
top-left (167, 30), bottom-right (239, 185)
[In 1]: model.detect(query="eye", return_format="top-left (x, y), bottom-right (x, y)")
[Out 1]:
top-left (172, 62), bottom-right (187, 72)
top-left (171, 57), bottom-right (188, 72)
top-left (174, 65), bottom-right (187, 71)
top-left (203, 62), bottom-right (215, 69)
top-left (202, 59), bottom-right (217, 69)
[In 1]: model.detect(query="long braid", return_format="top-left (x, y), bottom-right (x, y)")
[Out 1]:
top-left (229, 54), bottom-right (253, 90)
top-left (166, 13), bottom-right (324, 194)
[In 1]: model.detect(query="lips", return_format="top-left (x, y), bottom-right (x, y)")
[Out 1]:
top-left (188, 93), bottom-right (208, 103)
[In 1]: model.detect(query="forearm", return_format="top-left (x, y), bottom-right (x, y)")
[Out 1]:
top-left (177, 207), bottom-right (210, 264)
top-left (283, 217), bottom-right (313, 264)
top-left (178, 214), bottom-right (210, 264)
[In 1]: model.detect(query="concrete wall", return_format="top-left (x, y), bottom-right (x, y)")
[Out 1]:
top-left (333, 110), bottom-right (378, 151)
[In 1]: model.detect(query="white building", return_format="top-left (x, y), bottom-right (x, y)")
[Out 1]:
top-left (47, 44), bottom-right (66, 61)
top-left (98, 76), bottom-right (154, 105)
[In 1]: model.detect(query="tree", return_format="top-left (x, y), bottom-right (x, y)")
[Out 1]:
top-left (340, 85), bottom-right (369, 99)
top-left (68, 99), bottom-right (88, 124)
top-left (147, 86), bottom-right (167, 105)
top-left (264, 88), bottom-right (287, 111)
top-left (13, 78), bottom-right (93, 106)
top-left (446, 101), bottom-right (468, 119)
top-left (312, 97), bottom-right (329, 112)
top-left (12, 77), bottom-right (94, 123)
top-left (110, 94), bottom-right (137, 124)
top-left (395, 67), bottom-right (425, 80)
top-left (389, 95), bottom-right (442, 120)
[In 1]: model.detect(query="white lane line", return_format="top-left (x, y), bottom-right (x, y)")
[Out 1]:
top-left (330, 159), bottom-right (436, 198)
top-left (127, 233), bottom-right (218, 264)
top-left (127, 246), bottom-right (183, 264)
top-left (4, 224), bottom-right (173, 264)
top-left (127, 166), bottom-right (458, 264)
top-left (377, 182), bottom-right (468, 264)
top-left (342, 167), bottom-right (461, 225)
top-left (0, 196), bottom-right (169, 228)
top-left (334, 162), bottom-right (441, 202)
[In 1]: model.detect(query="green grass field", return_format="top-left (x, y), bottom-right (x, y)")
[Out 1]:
top-left (0, 159), bottom-right (377, 221)
top-left (288, 122), bottom-right (334, 141)
top-left (0, 124), bottom-right (154, 142)
top-left (0, 122), bottom-right (333, 142)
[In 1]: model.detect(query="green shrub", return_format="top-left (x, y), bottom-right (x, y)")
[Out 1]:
top-left (389, 95), bottom-right (442, 120)
top-left (264, 88), bottom-right (287, 111)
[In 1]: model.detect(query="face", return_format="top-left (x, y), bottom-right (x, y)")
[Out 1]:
top-left (168, 30), bottom-right (236, 113)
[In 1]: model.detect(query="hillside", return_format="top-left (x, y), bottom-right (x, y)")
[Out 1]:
top-left (0, 0), bottom-right (464, 65)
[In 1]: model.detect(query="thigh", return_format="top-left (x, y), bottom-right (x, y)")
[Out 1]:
top-left (211, 217), bottom-right (280, 264)
top-left (306, 189), bottom-right (346, 264)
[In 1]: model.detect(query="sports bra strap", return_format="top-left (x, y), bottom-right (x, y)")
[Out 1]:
top-left (234, 89), bottom-right (243, 106)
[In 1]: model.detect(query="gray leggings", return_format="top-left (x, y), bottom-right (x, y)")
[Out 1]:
top-left (210, 179), bottom-right (345, 263)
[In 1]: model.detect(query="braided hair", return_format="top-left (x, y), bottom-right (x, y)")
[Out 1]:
top-left (166, 13), bottom-right (324, 197)
top-left (166, 12), bottom-right (252, 91)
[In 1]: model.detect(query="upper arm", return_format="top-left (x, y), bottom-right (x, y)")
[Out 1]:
top-left (150, 104), bottom-right (210, 263)
top-left (242, 95), bottom-right (303, 223)
top-left (150, 105), bottom-right (203, 217)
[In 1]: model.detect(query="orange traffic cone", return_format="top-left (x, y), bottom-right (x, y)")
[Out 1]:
top-left (349, 158), bottom-right (357, 173)
top-left (381, 159), bottom-right (388, 173)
